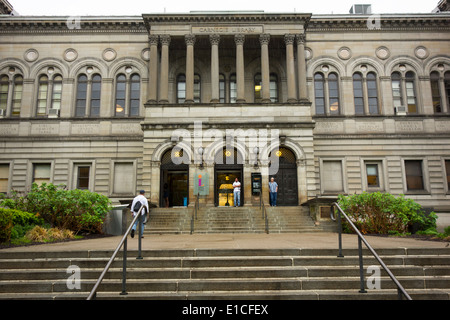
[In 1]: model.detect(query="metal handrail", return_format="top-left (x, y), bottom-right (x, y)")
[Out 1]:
top-left (260, 194), bottom-right (269, 234)
top-left (330, 202), bottom-right (412, 300)
top-left (191, 193), bottom-right (199, 234)
top-left (87, 205), bottom-right (146, 300)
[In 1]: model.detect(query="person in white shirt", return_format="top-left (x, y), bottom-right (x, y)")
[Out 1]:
top-left (232, 178), bottom-right (241, 207)
top-left (130, 190), bottom-right (149, 238)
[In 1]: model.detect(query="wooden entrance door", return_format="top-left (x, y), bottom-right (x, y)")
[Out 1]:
top-left (269, 147), bottom-right (298, 206)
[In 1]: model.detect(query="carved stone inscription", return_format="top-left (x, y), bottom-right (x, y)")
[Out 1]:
top-left (0, 124), bottom-right (19, 136)
top-left (356, 122), bottom-right (384, 133)
top-left (314, 121), bottom-right (344, 134)
top-left (192, 25), bottom-right (263, 34)
top-left (395, 121), bottom-right (423, 133)
top-left (71, 124), bottom-right (99, 135)
top-left (31, 124), bottom-right (59, 135)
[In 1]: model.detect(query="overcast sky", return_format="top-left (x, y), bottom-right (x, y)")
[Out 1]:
top-left (9, 0), bottom-right (438, 16)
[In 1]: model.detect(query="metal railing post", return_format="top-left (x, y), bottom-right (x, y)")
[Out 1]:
top-left (358, 236), bottom-right (367, 293)
top-left (330, 204), bottom-right (344, 257)
top-left (120, 236), bottom-right (128, 295)
top-left (137, 213), bottom-right (143, 260)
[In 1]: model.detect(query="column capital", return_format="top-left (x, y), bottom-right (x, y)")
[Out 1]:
top-left (160, 34), bottom-right (171, 46)
top-left (148, 34), bottom-right (159, 46)
top-left (296, 34), bottom-right (306, 45)
top-left (185, 34), bottom-right (196, 46)
top-left (234, 34), bottom-right (245, 45)
top-left (259, 33), bottom-right (270, 46)
top-left (284, 34), bottom-right (296, 46)
top-left (209, 34), bottom-right (221, 46)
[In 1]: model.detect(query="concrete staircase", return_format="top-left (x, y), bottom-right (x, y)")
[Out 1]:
top-left (145, 206), bottom-right (335, 234)
top-left (267, 206), bottom-right (336, 233)
top-left (145, 208), bottom-right (191, 234)
top-left (194, 207), bottom-right (266, 233)
top-left (0, 248), bottom-right (449, 300)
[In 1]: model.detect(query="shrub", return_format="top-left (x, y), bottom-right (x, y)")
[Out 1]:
top-left (2, 183), bottom-right (112, 235)
top-left (0, 208), bottom-right (13, 243)
top-left (337, 192), bottom-right (436, 235)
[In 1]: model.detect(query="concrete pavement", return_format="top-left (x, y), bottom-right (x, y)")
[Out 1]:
top-left (1, 232), bottom-right (448, 253)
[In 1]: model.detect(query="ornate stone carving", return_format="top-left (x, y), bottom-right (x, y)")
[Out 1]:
top-left (185, 34), bottom-right (196, 46)
top-left (234, 34), bottom-right (245, 45)
top-left (259, 33), bottom-right (270, 46)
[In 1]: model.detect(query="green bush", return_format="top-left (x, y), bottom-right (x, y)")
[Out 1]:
top-left (1, 183), bottom-right (112, 235)
top-left (0, 208), bottom-right (13, 243)
top-left (337, 192), bottom-right (437, 235)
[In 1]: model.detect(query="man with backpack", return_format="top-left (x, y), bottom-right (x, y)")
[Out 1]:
top-left (130, 190), bottom-right (149, 238)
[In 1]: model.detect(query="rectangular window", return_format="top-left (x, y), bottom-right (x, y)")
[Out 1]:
top-left (366, 163), bottom-right (380, 188)
top-left (0, 164), bottom-right (9, 194)
top-left (322, 160), bottom-right (344, 193)
top-left (405, 160), bottom-right (424, 191)
top-left (77, 166), bottom-right (90, 190)
top-left (33, 163), bottom-right (51, 186)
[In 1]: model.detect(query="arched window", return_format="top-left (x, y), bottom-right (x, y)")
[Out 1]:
top-left (76, 74), bottom-right (102, 117)
top-left (405, 71), bottom-right (417, 114)
top-left (0, 75), bottom-right (9, 115)
top-left (51, 75), bottom-right (63, 112)
top-left (37, 75), bottom-right (49, 116)
top-left (75, 74), bottom-right (88, 117)
top-left (367, 72), bottom-right (379, 115)
top-left (115, 74), bottom-right (126, 116)
top-left (352, 72), bottom-right (379, 115)
top-left (314, 73), bottom-right (325, 115)
top-left (314, 71), bottom-right (340, 115)
top-left (353, 73), bottom-right (364, 115)
top-left (129, 74), bottom-right (140, 116)
top-left (90, 74), bottom-right (102, 117)
top-left (328, 73), bottom-right (339, 114)
top-left (391, 72), bottom-right (402, 111)
top-left (430, 71), bottom-right (442, 113)
top-left (177, 74), bottom-right (186, 103)
top-left (446, 72), bottom-right (450, 112)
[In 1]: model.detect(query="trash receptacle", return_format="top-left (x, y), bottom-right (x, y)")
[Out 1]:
top-left (183, 197), bottom-right (187, 206)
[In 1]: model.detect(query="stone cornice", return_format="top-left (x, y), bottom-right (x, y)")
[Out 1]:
top-left (143, 12), bottom-right (312, 32)
top-left (308, 13), bottom-right (450, 32)
top-left (0, 16), bottom-right (147, 34)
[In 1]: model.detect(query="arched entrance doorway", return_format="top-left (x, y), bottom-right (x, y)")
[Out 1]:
top-left (269, 147), bottom-right (298, 206)
top-left (160, 148), bottom-right (189, 207)
top-left (214, 148), bottom-right (244, 207)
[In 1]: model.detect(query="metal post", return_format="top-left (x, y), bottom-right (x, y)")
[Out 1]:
top-left (332, 205), bottom-right (344, 258)
top-left (120, 236), bottom-right (128, 295)
top-left (358, 236), bottom-right (367, 293)
top-left (137, 213), bottom-right (143, 260)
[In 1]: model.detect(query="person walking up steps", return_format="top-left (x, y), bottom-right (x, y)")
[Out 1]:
top-left (131, 190), bottom-right (149, 238)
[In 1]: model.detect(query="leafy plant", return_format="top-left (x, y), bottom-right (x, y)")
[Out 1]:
top-left (1, 183), bottom-right (112, 235)
top-left (337, 192), bottom-right (436, 235)
top-left (0, 208), bottom-right (13, 243)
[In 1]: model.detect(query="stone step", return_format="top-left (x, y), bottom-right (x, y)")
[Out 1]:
top-left (0, 248), bottom-right (449, 300)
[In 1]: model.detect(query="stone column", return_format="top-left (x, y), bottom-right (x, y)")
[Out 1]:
top-left (148, 35), bottom-right (159, 103)
top-left (260, 33), bottom-right (271, 103)
top-left (235, 34), bottom-right (246, 103)
top-left (296, 34), bottom-right (308, 101)
top-left (285, 34), bottom-right (297, 103)
top-left (159, 35), bottom-right (171, 103)
top-left (210, 34), bottom-right (220, 103)
top-left (185, 34), bottom-right (196, 103)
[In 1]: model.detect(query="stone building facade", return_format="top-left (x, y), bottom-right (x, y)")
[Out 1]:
top-left (0, 6), bottom-right (449, 214)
